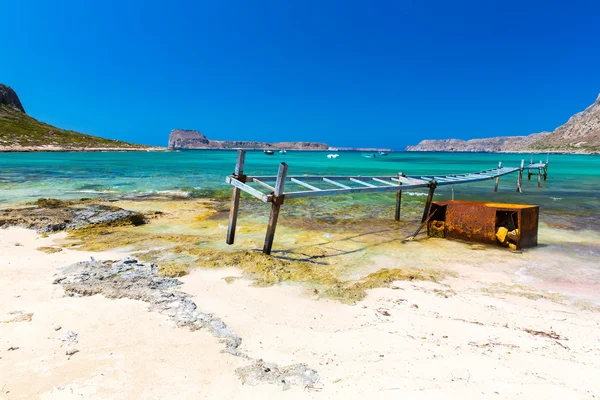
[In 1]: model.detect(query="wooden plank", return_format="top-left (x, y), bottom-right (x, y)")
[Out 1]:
top-left (284, 182), bottom-right (431, 199)
top-left (290, 177), bottom-right (322, 191)
top-left (392, 177), bottom-right (428, 185)
top-left (349, 178), bottom-right (378, 188)
top-left (372, 177), bottom-right (397, 186)
top-left (323, 177), bottom-right (351, 189)
top-left (225, 176), bottom-right (269, 202)
top-left (252, 178), bottom-right (275, 192)
top-left (226, 150), bottom-right (246, 245)
top-left (250, 174), bottom-right (395, 182)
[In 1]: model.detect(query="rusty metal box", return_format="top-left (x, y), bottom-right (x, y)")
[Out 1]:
top-left (428, 200), bottom-right (539, 249)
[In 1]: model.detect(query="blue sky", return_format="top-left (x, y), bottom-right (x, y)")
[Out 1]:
top-left (2, 0), bottom-right (599, 149)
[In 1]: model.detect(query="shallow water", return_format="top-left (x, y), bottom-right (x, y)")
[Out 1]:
top-left (1, 150), bottom-right (599, 302)
top-left (0, 151), bottom-right (598, 217)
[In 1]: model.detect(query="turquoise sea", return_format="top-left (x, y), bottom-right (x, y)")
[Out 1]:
top-left (1, 151), bottom-right (598, 228)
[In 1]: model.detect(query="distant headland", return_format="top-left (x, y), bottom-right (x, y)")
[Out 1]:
top-left (167, 129), bottom-right (393, 152)
top-left (406, 94), bottom-right (600, 154)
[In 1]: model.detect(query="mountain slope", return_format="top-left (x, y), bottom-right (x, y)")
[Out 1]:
top-left (0, 84), bottom-right (150, 151)
top-left (406, 94), bottom-right (600, 154)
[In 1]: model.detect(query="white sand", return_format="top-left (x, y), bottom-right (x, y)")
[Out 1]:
top-left (1, 227), bottom-right (599, 399)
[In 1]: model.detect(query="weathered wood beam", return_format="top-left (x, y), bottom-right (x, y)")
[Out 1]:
top-left (395, 172), bottom-right (403, 222)
top-left (252, 178), bottom-right (276, 192)
top-left (226, 150), bottom-right (246, 245)
top-left (372, 177), bottom-right (397, 186)
top-left (290, 178), bottom-right (322, 191)
top-left (421, 182), bottom-right (437, 223)
top-left (349, 178), bottom-right (377, 188)
top-left (322, 177), bottom-right (352, 189)
top-left (263, 162), bottom-right (288, 255)
top-left (494, 162), bottom-right (502, 192)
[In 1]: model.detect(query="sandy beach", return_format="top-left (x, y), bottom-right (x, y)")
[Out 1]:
top-left (1, 224), bottom-right (599, 399)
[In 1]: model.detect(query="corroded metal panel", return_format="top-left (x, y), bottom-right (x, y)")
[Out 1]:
top-left (429, 200), bottom-right (539, 249)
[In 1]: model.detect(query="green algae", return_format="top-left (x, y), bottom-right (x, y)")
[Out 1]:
top-left (59, 198), bottom-right (450, 303)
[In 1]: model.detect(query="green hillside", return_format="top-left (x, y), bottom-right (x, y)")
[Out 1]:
top-left (0, 104), bottom-right (147, 149)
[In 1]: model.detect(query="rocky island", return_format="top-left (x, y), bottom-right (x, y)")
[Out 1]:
top-left (0, 83), bottom-right (158, 152)
top-left (168, 129), bottom-right (329, 150)
top-left (406, 94), bottom-right (600, 154)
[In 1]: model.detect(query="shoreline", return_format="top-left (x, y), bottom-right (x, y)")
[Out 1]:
top-left (1, 225), bottom-right (599, 398)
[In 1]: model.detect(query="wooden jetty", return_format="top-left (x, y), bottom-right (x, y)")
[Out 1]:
top-left (225, 150), bottom-right (549, 254)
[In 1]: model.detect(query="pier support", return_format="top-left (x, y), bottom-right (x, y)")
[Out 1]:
top-left (517, 159), bottom-right (524, 193)
top-left (226, 150), bottom-right (246, 245)
top-left (263, 162), bottom-right (288, 255)
top-left (394, 172), bottom-right (403, 222)
top-left (421, 181), bottom-right (437, 223)
top-left (494, 161), bottom-right (502, 192)
top-left (537, 167), bottom-right (542, 188)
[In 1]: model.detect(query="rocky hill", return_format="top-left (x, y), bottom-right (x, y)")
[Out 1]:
top-left (0, 84), bottom-right (152, 152)
top-left (406, 94), bottom-right (600, 154)
top-left (168, 129), bottom-right (329, 150)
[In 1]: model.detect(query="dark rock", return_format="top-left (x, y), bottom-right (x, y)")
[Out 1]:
top-left (0, 201), bottom-right (146, 232)
top-left (0, 84), bottom-right (25, 113)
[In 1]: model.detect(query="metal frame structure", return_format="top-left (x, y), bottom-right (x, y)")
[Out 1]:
top-left (225, 150), bottom-right (548, 254)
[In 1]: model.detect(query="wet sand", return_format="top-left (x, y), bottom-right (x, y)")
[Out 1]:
top-left (1, 226), bottom-right (600, 399)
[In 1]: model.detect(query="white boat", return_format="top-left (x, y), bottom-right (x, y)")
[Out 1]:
top-left (264, 150), bottom-right (274, 155)
top-left (327, 154), bottom-right (339, 159)
top-left (279, 149), bottom-right (287, 154)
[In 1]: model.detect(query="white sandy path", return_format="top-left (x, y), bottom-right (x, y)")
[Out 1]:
top-left (1, 227), bottom-right (600, 399)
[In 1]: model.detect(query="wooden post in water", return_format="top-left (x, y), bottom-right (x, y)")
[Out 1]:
top-left (394, 172), bottom-right (403, 222)
top-left (421, 181), bottom-right (437, 223)
top-left (494, 161), bottom-right (502, 192)
top-left (537, 167), bottom-right (542, 188)
top-left (263, 162), bottom-right (288, 255)
top-left (517, 159), bottom-right (524, 193)
top-left (543, 155), bottom-right (549, 181)
top-left (226, 150), bottom-right (246, 245)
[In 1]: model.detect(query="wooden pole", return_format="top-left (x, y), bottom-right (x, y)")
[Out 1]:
top-left (517, 159), bottom-right (524, 193)
top-left (421, 181), bottom-right (437, 223)
top-left (263, 162), bottom-right (288, 255)
top-left (226, 150), bottom-right (246, 245)
top-left (494, 161), bottom-right (502, 192)
top-left (394, 172), bottom-right (403, 222)
top-left (537, 167), bottom-right (542, 188)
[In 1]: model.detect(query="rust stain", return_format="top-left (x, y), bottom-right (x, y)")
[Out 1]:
top-left (428, 200), bottom-right (538, 249)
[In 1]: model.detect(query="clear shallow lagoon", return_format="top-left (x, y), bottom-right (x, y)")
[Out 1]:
top-left (1, 150), bottom-right (599, 303)
top-left (1, 151), bottom-right (598, 226)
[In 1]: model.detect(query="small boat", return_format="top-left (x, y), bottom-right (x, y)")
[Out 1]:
top-left (378, 151), bottom-right (388, 156)
top-left (279, 149), bottom-right (287, 154)
top-left (327, 154), bottom-right (339, 159)
top-left (264, 150), bottom-right (274, 155)
top-left (362, 153), bottom-right (377, 158)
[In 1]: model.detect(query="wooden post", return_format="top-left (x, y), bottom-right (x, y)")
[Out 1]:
top-left (421, 181), bottom-right (437, 223)
top-left (517, 159), bottom-right (524, 193)
top-left (263, 162), bottom-right (288, 255)
top-left (226, 150), bottom-right (246, 245)
top-left (537, 167), bottom-right (542, 188)
top-left (394, 172), bottom-right (403, 222)
top-left (494, 161), bottom-right (502, 192)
